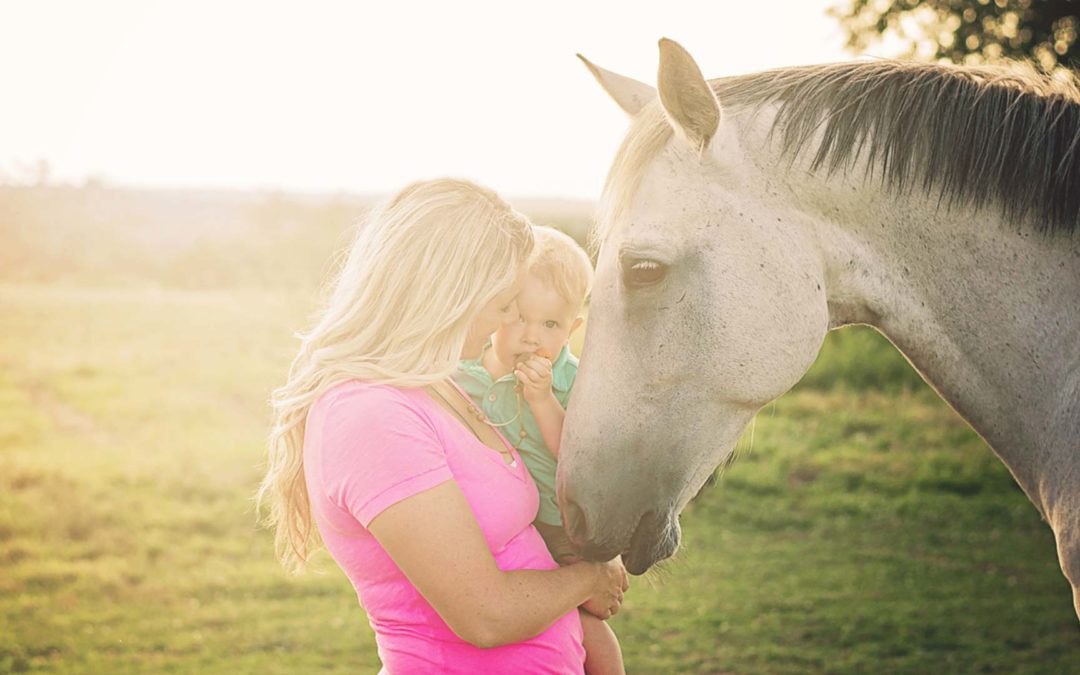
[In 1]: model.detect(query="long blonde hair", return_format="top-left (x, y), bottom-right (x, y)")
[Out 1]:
top-left (257, 178), bottom-right (534, 571)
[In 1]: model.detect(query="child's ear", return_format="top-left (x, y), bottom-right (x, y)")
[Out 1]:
top-left (568, 316), bottom-right (584, 337)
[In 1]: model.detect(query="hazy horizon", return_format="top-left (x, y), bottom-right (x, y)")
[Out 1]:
top-left (0, 176), bottom-right (604, 205)
top-left (2, 1), bottom-right (875, 201)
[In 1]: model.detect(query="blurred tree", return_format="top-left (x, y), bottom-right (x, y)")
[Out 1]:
top-left (832, 0), bottom-right (1080, 70)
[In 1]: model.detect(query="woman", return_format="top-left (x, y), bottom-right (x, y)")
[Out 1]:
top-left (258, 178), bottom-right (627, 674)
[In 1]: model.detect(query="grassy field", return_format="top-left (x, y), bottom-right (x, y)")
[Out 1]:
top-left (0, 178), bottom-right (1075, 674)
top-left (2, 282), bottom-right (1077, 674)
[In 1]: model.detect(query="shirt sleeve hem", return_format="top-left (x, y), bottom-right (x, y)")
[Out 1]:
top-left (355, 465), bottom-right (455, 528)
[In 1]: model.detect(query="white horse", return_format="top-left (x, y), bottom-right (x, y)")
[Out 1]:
top-left (556, 39), bottom-right (1080, 621)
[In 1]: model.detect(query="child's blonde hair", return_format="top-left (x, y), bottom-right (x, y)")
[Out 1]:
top-left (528, 225), bottom-right (594, 310)
top-left (258, 178), bottom-right (534, 572)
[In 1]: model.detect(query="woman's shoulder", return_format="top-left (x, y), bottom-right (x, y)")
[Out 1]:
top-left (309, 380), bottom-right (431, 428)
top-left (305, 380), bottom-right (455, 527)
top-left (306, 380), bottom-right (446, 460)
top-left (319, 379), bottom-right (426, 408)
top-left (320, 379), bottom-right (405, 404)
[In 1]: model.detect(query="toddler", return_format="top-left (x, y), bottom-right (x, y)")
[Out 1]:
top-left (455, 225), bottom-right (623, 675)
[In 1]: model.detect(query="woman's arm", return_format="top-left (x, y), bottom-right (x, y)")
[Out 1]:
top-left (368, 480), bottom-right (626, 648)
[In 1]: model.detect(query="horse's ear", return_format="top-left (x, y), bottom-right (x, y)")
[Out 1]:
top-left (577, 53), bottom-right (656, 116)
top-left (657, 38), bottom-right (721, 151)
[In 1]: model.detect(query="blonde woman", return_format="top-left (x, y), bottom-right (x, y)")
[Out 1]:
top-left (258, 179), bottom-right (628, 674)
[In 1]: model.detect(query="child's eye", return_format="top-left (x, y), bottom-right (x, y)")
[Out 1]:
top-left (544, 320), bottom-right (559, 329)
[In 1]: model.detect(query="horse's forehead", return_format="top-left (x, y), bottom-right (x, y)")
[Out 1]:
top-left (620, 151), bottom-right (768, 243)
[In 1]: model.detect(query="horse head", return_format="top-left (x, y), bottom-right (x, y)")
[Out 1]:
top-left (558, 40), bottom-right (830, 574)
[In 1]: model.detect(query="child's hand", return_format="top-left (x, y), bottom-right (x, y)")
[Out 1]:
top-left (514, 352), bottom-right (553, 404)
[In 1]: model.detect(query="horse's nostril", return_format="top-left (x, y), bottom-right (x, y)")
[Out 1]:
top-left (562, 499), bottom-right (588, 544)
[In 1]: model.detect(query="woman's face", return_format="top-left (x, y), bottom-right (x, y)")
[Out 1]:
top-left (463, 270), bottom-right (526, 358)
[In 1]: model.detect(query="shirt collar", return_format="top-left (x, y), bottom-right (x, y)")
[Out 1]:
top-left (550, 344), bottom-right (575, 393)
top-left (458, 339), bottom-right (491, 374)
top-left (460, 340), bottom-right (575, 392)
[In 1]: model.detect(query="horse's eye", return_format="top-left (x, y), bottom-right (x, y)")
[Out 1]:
top-left (623, 258), bottom-right (668, 288)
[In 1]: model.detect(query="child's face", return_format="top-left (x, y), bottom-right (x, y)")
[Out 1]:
top-left (491, 273), bottom-right (582, 368)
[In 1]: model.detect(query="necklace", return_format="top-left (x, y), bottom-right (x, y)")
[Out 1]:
top-left (429, 381), bottom-right (518, 467)
top-left (485, 383), bottom-right (529, 451)
top-left (485, 381), bottom-right (523, 429)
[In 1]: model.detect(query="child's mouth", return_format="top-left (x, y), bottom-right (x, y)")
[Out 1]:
top-left (515, 348), bottom-right (553, 364)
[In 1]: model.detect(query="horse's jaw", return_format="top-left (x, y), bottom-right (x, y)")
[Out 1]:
top-left (559, 400), bottom-right (754, 574)
top-left (623, 509), bottom-right (682, 575)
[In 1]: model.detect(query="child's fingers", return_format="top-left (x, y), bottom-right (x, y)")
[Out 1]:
top-left (519, 363), bottom-right (551, 384)
top-left (515, 368), bottom-right (551, 393)
top-left (522, 354), bottom-right (552, 371)
top-left (516, 362), bottom-right (541, 379)
top-left (524, 357), bottom-right (552, 376)
top-left (514, 368), bottom-right (540, 386)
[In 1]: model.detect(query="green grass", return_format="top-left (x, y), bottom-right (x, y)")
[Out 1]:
top-left (1, 284), bottom-right (1076, 674)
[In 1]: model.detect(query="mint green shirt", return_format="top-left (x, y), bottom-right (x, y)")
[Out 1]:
top-left (454, 344), bottom-right (577, 526)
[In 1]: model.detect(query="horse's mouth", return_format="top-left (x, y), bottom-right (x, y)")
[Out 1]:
top-left (622, 510), bottom-right (681, 575)
top-left (568, 509), bottom-right (680, 573)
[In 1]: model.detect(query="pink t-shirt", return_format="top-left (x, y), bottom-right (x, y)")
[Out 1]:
top-left (303, 380), bottom-right (585, 674)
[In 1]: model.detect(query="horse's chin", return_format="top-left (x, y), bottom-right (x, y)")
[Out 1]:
top-left (622, 511), bottom-right (681, 575)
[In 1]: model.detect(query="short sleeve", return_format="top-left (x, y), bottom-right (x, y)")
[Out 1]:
top-left (553, 354), bottom-right (579, 408)
top-left (310, 385), bottom-right (453, 528)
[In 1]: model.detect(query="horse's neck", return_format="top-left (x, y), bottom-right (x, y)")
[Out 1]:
top-left (807, 172), bottom-right (1080, 515)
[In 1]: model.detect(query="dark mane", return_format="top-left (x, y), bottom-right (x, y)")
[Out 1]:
top-left (714, 60), bottom-right (1080, 236)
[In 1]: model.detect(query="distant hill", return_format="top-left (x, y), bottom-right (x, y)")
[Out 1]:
top-left (0, 185), bottom-right (594, 288)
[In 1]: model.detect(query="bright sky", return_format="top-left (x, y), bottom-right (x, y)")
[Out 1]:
top-left (1, 0), bottom-right (865, 199)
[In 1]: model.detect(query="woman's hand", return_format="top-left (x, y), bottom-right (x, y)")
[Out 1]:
top-left (580, 557), bottom-right (630, 620)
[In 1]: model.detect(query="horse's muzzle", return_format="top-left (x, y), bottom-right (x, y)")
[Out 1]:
top-left (563, 498), bottom-right (681, 574)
